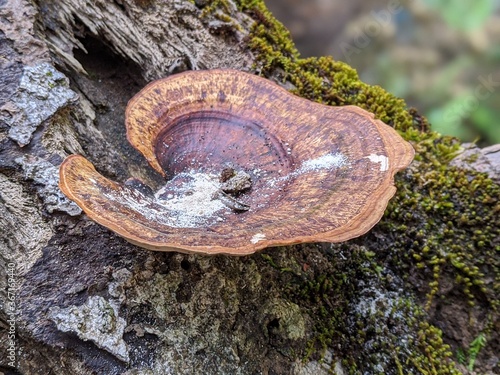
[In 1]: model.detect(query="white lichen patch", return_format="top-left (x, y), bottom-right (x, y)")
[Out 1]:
top-left (49, 296), bottom-right (129, 362)
top-left (365, 154), bottom-right (389, 172)
top-left (250, 233), bottom-right (266, 244)
top-left (350, 276), bottom-right (416, 373)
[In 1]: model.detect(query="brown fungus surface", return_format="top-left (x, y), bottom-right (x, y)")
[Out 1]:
top-left (59, 69), bottom-right (414, 255)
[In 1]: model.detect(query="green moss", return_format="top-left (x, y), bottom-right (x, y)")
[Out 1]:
top-left (382, 164), bottom-right (499, 307)
top-left (464, 152), bottom-right (480, 163)
top-left (200, 0), bottom-right (232, 17)
top-left (197, 0), bottom-right (244, 33)
top-left (202, 0), bottom-right (499, 372)
top-left (273, 245), bottom-right (461, 374)
top-left (411, 321), bottom-right (459, 374)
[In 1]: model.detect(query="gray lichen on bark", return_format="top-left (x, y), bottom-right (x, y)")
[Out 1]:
top-left (451, 143), bottom-right (500, 184)
top-left (15, 154), bottom-right (82, 216)
top-left (49, 295), bottom-right (129, 362)
top-left (2, 63), bottom-right (78, 146)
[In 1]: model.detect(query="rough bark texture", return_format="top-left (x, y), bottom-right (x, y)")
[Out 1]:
top-left (0, 1), bottom-right (498, 374)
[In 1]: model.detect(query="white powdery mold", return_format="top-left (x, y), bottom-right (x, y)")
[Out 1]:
top-left (154, 172), bottom-right (226, 219)
top-left (297, 152), bottom-right (348, 173)
top-left (250, 233), bottom-right (266, 244)
top-left (106, 154), bottom-right (349, 230)
top-left (264, 152), bottom-right (349, 189)
top-left (365, 154), bottom-right (389, 172)
top-left (105, 171), bottom-right (228, 229)
top-left (49, 296), bottom-right (129, 362)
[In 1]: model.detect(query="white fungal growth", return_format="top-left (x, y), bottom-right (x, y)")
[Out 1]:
top-left (154, 173), bottom-right (225, 218)
top-left (251, 233), bottom-right (266, 244)
top-left (298, 152), bottom-right (348, 173)
top-left (365, 154), bottom-right (389, 171)
top-left (101, 152), bottom-right (350, 230)
top-left (264, 152), bottom-right (349, 188)
top-left (104, 171), bottom-right (228, 229)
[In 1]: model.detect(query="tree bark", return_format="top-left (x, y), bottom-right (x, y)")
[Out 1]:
top-left (0, 1), bottom-right (498, 374)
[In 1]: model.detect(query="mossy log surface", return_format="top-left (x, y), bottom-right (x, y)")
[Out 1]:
top-left (0, 0), bottom-right (498, 374)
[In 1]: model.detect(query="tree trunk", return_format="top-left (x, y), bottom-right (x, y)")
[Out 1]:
top-left (0, 0), bottom-right (498, 374)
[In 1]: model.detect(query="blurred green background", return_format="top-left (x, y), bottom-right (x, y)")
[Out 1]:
top-left (266, 0), bottom-right (500, 146)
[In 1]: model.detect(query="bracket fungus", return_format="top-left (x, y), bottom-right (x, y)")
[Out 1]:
top-left (59, 70), bottom-right (414, 255)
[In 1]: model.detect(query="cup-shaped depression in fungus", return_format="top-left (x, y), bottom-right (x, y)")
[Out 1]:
top-left (59, 69), bottom-right (414, 255)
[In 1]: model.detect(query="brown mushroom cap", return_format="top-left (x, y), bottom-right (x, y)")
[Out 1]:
top-left (59, 69), bottom-right (414, 255)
